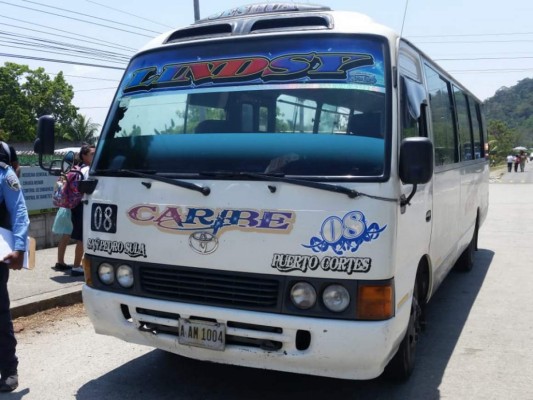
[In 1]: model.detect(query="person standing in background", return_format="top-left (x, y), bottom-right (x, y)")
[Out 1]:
top-left (70, 144), bottom-right (95, 277)
top-left (519, 150), bottom-right (528, 172)
top-left (52, 204), bottom-right (73, 271)
top-left (506, 154), bottom-right (515, 172)
top-left (0, 149), bottom-right (29, 392)
top-left (514, 154), bottom-right (521, 172)
top-left (51, 153), bottom-right (76, 271)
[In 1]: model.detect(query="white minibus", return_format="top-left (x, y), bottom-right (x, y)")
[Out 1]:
top-left (36, 3), bottom-right (489, 381)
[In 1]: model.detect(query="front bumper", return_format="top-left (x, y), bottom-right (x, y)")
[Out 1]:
top-left (82, 285), bottom-right (408, 380)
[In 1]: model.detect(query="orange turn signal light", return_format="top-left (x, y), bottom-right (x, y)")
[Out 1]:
top-left (356, 283), bottom-right (394, 320)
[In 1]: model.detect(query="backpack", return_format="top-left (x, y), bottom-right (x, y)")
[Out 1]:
top-left (52, 166), bottom-right (83, 209)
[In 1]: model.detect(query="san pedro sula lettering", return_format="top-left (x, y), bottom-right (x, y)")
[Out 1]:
top-left (87, 238), bottom-right (147, 258)
top-left (127, 204), bottom-right (295, 236)
top-left (123, 52), bottom-right (374, 92)
top-left (271, 253), bottom-right (371, 275)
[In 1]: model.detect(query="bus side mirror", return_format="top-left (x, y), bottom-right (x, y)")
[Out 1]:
top-left (34, 115), bottom-right (62, 176)
top-left (399, 137), bottom-right (433, 184)
top-left (34, 115), bottom-right (56, 155)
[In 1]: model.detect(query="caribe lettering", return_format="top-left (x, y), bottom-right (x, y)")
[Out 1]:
top-left (124, 52), bottom-right (374, 92)
top-left (127, 204), bottom-right (295, 236)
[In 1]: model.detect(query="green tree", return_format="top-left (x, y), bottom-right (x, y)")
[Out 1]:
top-left (487, 120), bottom-right (519, 164)
top-left (0, 63), bottom-right (32, 141)
top-left (67, 114), bottom-right (100, 145)
top-left (0, 62), bottom-right (78, 141)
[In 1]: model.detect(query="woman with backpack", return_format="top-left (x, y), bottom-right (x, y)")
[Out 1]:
top-left (70, 144), bottom-right (95, 277)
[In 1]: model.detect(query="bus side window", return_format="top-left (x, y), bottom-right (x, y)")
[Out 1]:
top-left (453, 86), bottom-right (475, 161)
top-left (469, 100), bottom-right (483, 159)
top-left (400, 76), bottom-right (427, 139)
top-left (423, 65), bottom-right (457, 166)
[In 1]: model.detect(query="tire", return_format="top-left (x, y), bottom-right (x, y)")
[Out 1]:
top-left (383, 281), bottom-right (422, 382)
top-left (455, 224), bottom-right (478, 272)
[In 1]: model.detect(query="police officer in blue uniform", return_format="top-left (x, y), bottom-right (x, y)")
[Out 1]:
top-left (0, 141), bottom-right (29, 392)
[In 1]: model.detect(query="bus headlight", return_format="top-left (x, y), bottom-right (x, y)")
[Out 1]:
top-left (98, 263), bottom-right (115, 285)
top-left (322, 284), bottom-right (350, 312)
top-left (116, 264), bottom-right (134, 288)
top-left (290, 282), bottom-right (316, 309)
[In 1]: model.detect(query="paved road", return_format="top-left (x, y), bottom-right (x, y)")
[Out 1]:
top-left (493, 162), bottom-right (533, 183)
top-left (11, 181), bottom-right (533, 400)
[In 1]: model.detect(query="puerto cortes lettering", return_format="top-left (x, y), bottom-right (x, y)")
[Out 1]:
top-left (123, 52), bottom-right (374, 92)
top-left (127, 204), bottom-right (295, 236)
top-left (271, 253), bottom-right (371, 275)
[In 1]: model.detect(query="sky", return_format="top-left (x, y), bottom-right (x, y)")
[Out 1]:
top-left (1, 0), bottom-right (532, 132)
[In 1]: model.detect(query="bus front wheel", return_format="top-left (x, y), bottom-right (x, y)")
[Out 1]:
top-left (383, 280), bottom-right (422, 382)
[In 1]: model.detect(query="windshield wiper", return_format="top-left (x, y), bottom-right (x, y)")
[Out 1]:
top-left (241, 171), bottom-right (362, 199)
top-left (200, 170), bottom-right (360, 199)
top-left (95, 169), bottom-right (210, 196)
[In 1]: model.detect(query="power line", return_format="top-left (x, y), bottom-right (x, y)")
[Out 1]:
top-left (0, 0), bottom-right (153, 38)
top-left (400, 0), bottom-right (409, 37)
top-left (86, 0), bottom-right (175, 30)
top-left (0, 53), bottom-right (125, 70)
top-left (408, 31), bottom-right (533, 38)
top-left (435, 56), bottom-right (533, 61)
top-left (20, 0), bottom-right (162, 35)
top-left (0, 42), bottom-right (129, 65)
top-left (77, 106), bottom-right (111, 109)
top-left (0, 19), bottom-right (137, 53)
top-left (75, 87), bottom-right (117, 92)
top-left (450, 68), bottom-right (533, 73)
top-left (0, 31), bottom-right (131, 61)
top-left (0, 15), bottom-right (138, 52)
top-left (51, 73), bottom-right (120, 82)
top-left (415, 39), bottom-right (533, 44)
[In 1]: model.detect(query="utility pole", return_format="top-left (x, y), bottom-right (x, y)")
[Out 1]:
top-left (194, 0), bottom-right (200, 21)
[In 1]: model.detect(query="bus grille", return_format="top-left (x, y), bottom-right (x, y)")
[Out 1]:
top-left (139, 266), bottom-right (280, 309)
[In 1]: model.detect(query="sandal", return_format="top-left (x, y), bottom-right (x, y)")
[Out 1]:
top-left (53, 262), bottom-right (71, 271)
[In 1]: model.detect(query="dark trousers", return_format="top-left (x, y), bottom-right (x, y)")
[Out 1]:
top-left (508, 162), bottom-right (512, 172)
top-left (0, 264), bottom-right (17, 371)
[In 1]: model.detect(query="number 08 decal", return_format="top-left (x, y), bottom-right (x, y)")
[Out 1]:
top-left (91, 203), bottom-right (118, 233)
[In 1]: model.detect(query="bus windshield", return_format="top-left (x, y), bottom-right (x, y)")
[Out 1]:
top-left (95, 35), bottom-right (389, 178)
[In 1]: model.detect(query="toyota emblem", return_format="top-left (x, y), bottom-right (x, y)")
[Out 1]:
top-left (189, 231), bottom-right (219, 254)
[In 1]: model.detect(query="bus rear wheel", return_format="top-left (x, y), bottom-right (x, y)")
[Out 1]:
top-left (455, 224), bottom-right (478, 272)
top-left (383, 281), bottom-right (422, 381)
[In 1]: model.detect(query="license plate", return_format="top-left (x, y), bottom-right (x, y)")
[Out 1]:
top-left (178, 318), bottom-right (226, 351)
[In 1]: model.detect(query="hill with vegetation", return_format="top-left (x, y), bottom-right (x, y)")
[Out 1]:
top-left (484, 78), bottom-right (533, 146)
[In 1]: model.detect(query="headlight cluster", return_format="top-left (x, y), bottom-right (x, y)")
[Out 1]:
top-left (98, 262), bottom-right (134, 288)
top-left (290, 281), bottom-right (351, 313)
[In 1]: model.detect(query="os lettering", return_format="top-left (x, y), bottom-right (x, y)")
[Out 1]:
top-left (304, 211), bottom-right (386, 255)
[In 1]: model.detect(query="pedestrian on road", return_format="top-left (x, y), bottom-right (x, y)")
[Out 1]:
top-left (0, 146), bottom-right (30, 393)
top-left (514, 154), bottom-right (521, 172)
top-left (52, 205), bottom-right (73, 271)
top-left (70, 144), bottom-right (95, 277)
top-left (519, 150), bottom-right (528, 172)
top-left (52, 152), bottom-right (76, 271)
top-left (506, 154), bottom-right (515, 172)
